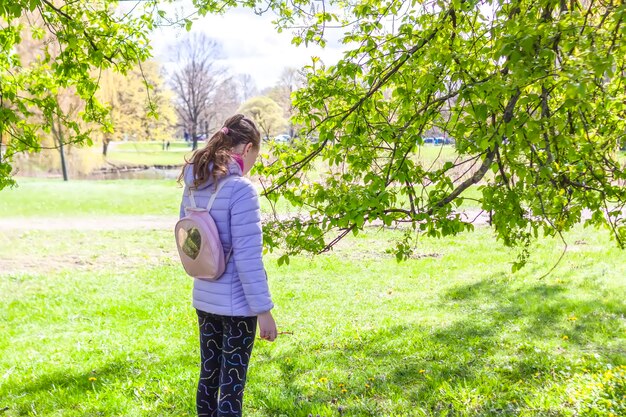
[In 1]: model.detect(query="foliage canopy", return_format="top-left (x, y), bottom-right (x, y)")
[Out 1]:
top-left (0, 0), bottom-right (155, 188)
top-left (247, 0), bottom-right (626, 268)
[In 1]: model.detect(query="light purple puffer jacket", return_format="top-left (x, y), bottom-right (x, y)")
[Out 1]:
top-left (179, 162), bottom-right (274, 317)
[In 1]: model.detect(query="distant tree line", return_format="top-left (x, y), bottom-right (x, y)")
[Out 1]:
top-left (1, 1), bottom-right (303, 180)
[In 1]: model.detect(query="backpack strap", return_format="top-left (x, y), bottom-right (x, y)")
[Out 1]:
top-left (186, 175), bottom-right (236, 212)
top-left (206, 175), bottom-right (235, 210)
top-left (186, 185), bottom-right (198, 209)
top-left (207, 176), bottom-right (235, 263)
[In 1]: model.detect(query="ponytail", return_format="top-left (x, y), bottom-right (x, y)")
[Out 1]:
top-left (179, 114), bottom-right (261, 189)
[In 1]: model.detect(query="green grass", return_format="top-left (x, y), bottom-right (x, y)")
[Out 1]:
top-left (1, 178), bottom-right (481, 218)
top-left (0, 179), bottom-right (297, 217)
top-left (113, 141), bottom-right (191, 152)
top-left (1, 180), bottom-right (625, 416)
top-left (0, 179), bottom-right (182, 216)
top-left (0, 225), bottom-right (624, 416)
top-left (106, 141), bottom-right (191, 166)
top-left (414, 144), bottom-right (458, 164)
top-left (107, 152), bottom-right (189, 166)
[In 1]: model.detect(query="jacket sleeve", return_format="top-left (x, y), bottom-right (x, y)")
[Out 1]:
top-left (230, 180), bottom-right (274, 314)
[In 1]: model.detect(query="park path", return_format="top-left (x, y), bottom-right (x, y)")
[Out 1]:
top-left (5, 208), bottom-right (622, 232)
top-left (0, 215), bottom-right (176, 231)
top-left (0, 210), bottom-right (492, 231)
top-left (0, 215), bottom-right (179, 275)
top-left (0, 211), bottom-right (489, 275)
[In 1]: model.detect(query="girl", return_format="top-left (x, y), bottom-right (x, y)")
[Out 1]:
top-left (179, 114), bottom-right (277, 417)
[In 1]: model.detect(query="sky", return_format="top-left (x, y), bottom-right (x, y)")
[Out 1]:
top-left (146, 1), bottom-right (347, 91)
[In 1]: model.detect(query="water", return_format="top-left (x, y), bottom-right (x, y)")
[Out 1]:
top-left (86, 167), bottom-right (181, 180)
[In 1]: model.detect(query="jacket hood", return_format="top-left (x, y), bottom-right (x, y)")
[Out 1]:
top-left (184, 159), bottom-right (243, 189)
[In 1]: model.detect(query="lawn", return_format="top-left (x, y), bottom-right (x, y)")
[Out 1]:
top-left (106, 141), bottom-right (192, 167)
top-left (112, 142), bottom-right (192, 152)
top-left (0, 178), bottom-right (483, 220)
top-left (1, 179), bottom-right (624, 417)
top-left (0, 178), bottom-right (181, 216)
top-left (0, 179), bottom-right (297, 217)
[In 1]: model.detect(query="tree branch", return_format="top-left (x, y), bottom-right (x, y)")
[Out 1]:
top-left (428, 90), bottom-right (521, 213)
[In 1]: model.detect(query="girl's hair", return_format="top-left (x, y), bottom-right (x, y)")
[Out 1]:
top-left (180, 114), bottom-right (261, 189)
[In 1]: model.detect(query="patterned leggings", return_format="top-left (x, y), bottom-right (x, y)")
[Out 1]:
top-left (196, 310), bottom-right (257, 417)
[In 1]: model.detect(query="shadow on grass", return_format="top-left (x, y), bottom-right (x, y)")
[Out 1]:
top-left (254, 276), bottom-right (625, 416)
top-left (2, 354), bottom-right (196, 416)
top-left (3, 277), bottom-right (623, 417)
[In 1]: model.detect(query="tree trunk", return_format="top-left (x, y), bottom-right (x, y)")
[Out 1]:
top-left (56, 118), bottom-right (69, 181)
top-left (59, 139), bottom-right (68, 182)
top-left (51, 116), bottom-right (69, 181)
top-left (103, 137), bottom-right (110, 156)
top-left (191, 125), bottom-right (198, 150)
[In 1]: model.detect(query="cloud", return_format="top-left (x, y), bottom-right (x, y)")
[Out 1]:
top-left (149, 4), bottom-right (345, 90)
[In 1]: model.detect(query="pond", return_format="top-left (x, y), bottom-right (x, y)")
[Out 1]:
top-left (85, 166), bottom-right (181, 180)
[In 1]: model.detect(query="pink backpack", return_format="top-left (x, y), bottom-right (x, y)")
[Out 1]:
top-left (175, 176), bottom-right (234, 280)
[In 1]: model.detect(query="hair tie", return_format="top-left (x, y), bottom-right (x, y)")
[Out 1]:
top-left (221, 127), bottom-right (229, 135)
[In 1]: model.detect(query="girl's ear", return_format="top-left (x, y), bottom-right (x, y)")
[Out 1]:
top-left (243, 142), bottom-right (253, 155)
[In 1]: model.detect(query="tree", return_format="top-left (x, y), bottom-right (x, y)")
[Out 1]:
top-left (13, 10), bottom-right (83, 181)
top-left (210, 77), bottom-right (242, 130)
top-left (0, 0), bottom-right (155, 189)
top-left (248, 0), bottom-right (626, 268)
top-left (237, 73), bottom-right (259, 102)
top-left (48, 90), bottom-right (82, 181)
top-left (238, 96), bottom-right (288, 140)
top-left (265, 67), bottom-right (306, 138)
top-left (138, 63), bottom-right (178, 144)
top-left (169, 33), bottom-right (227, 150)
top-left (98, 61), bottom-right (177, 149)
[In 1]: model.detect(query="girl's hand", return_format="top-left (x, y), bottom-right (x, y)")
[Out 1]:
top-left (257, 311), bottom-right (277, 342)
